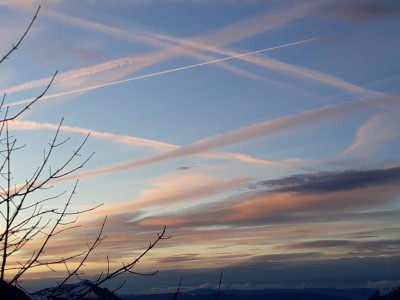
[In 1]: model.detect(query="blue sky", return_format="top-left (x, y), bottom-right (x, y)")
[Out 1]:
top-left (0, 0), bottom-right (399, 294)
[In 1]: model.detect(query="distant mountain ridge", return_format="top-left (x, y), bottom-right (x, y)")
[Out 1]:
top-left (120, 287), bottom-right (377, 300)
top-left (31, 279), bottom-right (120, 300)
top-left (30, 281), bottom-right (399, 300)
top-left (368, 287), bottom-right (400, 300)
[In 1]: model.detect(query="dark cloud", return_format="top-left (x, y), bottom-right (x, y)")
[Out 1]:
top-left (256, 166), bottom-right (400, 194)
top-left (135, 204), bottom-right (400, 231)
top-left (177, 166), bottom-right (192, 171)
top-left (176, 165), bottom-right (199, 171)
top-left (246, 252), bottom-right (321, 262)
top-left (157, 254), bottom-right (201, 263)
top-left (155, 253), bottom-right (253, 265)
top-left (314, 0), bottom-right (400, 21)
top-left (62, 42), bottom-right (101, 63)
top-left (286, 239), bottom-right (400, 252)
top-left (289, 240), bottom-right (355, 249)
top-left (356, 239), bottom-right (400, 251)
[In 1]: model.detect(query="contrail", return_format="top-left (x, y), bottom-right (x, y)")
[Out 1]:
top-left (9, 38), bottom-right (318, 107)
top-left (69, 93), bottom-right (396, 181)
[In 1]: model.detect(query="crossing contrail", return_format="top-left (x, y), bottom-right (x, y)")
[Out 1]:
top-left (9, 38), bottom-right (318, 107)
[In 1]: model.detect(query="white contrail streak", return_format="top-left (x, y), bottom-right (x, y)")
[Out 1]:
top-left (69, 93), bottom-right (397, 181)
top-left (9, 38), bottom-right (318, 107)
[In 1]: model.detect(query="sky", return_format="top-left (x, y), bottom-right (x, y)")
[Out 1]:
top-left (0, 0), bottom-right (399, 294)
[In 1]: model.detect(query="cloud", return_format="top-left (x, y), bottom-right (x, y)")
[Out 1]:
top-left (157, 254), bottom-right (201, 264)
top-left (10, 120), bottom-right (178, 151)
top-left (140, 4), bottom-right (374, 96)
top-left (176, 165), bottom-right (198, 171)
top-left (42, 7), bottom-right (171, 50)
top-left (235, 51), bottom-right (373, 96)
top-left (247, 252), bottom-right (322, 262)
top-left (13, 175), bottom-right (399, 285)
top-left (90, 173), bottom-right (249, 218)
top-left (129, 175), bottom-right (249, 211)
top-left (137, 182), bottom-right (400, 228)
top-left (0, 0), bottom-right (59, 9)
top-left (256, 166), bottom-right (400, 194)
top-left (3, 1), bottom-right (358, 101)
top-left (3, 1), bottom-right (377, 110)
top-left (367, 279), bottom-right (400, 290)
top-left (3, 4), bottom-right (297, 95)
top-left (70, 93), bottom-right (397, 180)
top-left (61, 42), bottom-right (101, 64)
top-left (286, 239), bottom-right (400, 251)
top-left (343, 112), bottom-right (400, 156)
top-left (10, 120), bottom-right (290, 167)
top-left (0, 51), bottom-right (163, 96)
top-left (314, 0), bottom-right (400, 21)
top-left (5, 38), bottom-right (317, 108)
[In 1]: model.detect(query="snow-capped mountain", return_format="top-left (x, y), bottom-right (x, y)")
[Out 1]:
top-left (31, 279), bottom-right (120, 300)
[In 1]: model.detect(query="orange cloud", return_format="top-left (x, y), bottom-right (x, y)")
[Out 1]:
top-left (90, 173), bottom-right (249, 218)
top-left (10, 120), bottom-right (178, 151)
top-left (137, 182), bottom-right (400, 228)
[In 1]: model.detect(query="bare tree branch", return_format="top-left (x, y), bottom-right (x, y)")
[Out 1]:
top-left (172, 278), bottom-right (183, 300)
top-left (216, 273), bottom-right (230, 300)
top-left (0, 6), bottom-right (169, 300)
top-left (0, 6), bottom-right (41, 65)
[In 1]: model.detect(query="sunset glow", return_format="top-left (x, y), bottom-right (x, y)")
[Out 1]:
top-left (0, 0), bottom-right (399, 294)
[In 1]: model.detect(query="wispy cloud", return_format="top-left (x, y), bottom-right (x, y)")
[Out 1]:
top-left (6, 39), bottom-right (316, 108)
top-left (286, 239), bottom-right (400, 252)
top-left (137, 182), bottom-right (400, 229)
top-left (10, 120), bottom-right (295, 168)
top-left (3, 3), bottom-right (298, 95)
top-left (314, 0), bottom-right (400, 21)
top-left (10, 120), bottom-right (178, 151)
top-left (0, 0), bottom-right (57, 9)
top-left (1, 1), bottom-right (366, 103)
top-left (91, 173), bottom-right (249, 217)
top-left (342, 112), bottom-right (400, 156)
top-left (235, 51), bottom-right (374, 96)
top-left (110, 167), bottom-right (400, 236)
top-left (256, 166), bottom-right (400, 193)
top-left (61, 41), bottom-right (101, 64)
top-left (70, 93), bottom-right (396, 180)
top-left (0, 51), bottom-right (161, 95)
top-left (206, 152), bottom-right (309, 169)
top-left (4, 0), bottom-right (400, 287)
top-left (13, 171), bottom-right (400, 278)
top-left (3, 1), bottom-right (378, 112)
top-left (4, 0), bottom-right (388, 146)
top-left (86, 3), bottom-right (376, 97)
top-left (42, 7), bottom-right (172, 50)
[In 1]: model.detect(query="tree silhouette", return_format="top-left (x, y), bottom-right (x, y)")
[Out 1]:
top-left (0, 6), bottom-right (168, 299)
